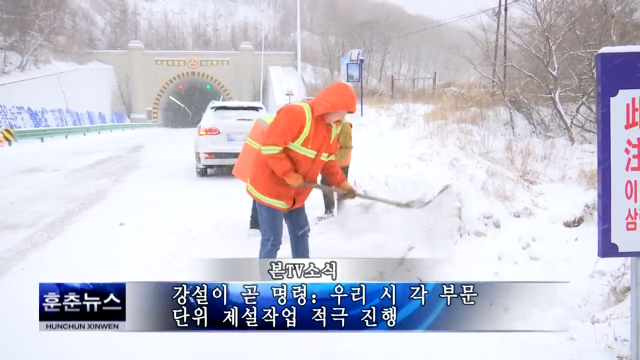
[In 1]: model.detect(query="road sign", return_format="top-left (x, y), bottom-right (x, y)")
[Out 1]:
top-left (596, 45), bottom-right (640, 360)
top-left (346, 63), bottom-right (360, 83)
top-left (349, 49), bottom-right (361, 62)
top-left (1, 128), bottom-right (15, 143)
top-left (597, 46), bottom-right (640, 258)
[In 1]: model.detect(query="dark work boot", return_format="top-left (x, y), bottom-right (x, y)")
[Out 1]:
top-left (250, 200), bottom-right (260, 230)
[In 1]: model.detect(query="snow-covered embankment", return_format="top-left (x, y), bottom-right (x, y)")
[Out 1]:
top-left (325, 101), bottom-right (626, 359)
top-left (0, 62), bottom-right (127, 129)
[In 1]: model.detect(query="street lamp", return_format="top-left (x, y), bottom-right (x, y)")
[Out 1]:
top-left (240, 19), bottom-right (265, 104)
top-left (227, 0), bottom-right (266, 104)
top-left (169, 95), bottom-right (192, 122)
top-left (229, 0), bottom-right (301, 100)
top-left (296, 0), bottom-right (301, 82)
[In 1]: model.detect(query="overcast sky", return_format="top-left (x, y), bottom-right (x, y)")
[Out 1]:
top-left (387, 0), bottom-right (500, 22)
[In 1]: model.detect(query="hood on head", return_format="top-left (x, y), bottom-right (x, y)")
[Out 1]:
top-left (310, 82), bottom-right (357, 116)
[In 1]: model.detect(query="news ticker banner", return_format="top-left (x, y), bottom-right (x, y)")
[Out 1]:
top-left (40, 281), bottom-right (568, 332)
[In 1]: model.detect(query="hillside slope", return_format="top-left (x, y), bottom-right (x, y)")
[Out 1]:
top-left (1, 0), bottom-right (476, 85)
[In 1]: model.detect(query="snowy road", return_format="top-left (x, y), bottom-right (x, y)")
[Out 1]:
top-left (0, 135), bottom-right (145, 276)
top-left (0, 118), bottom-right (617, 359)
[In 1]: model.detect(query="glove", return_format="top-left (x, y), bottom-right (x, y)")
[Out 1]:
top-left (284, 172), bottom-right (304, 188)
top-left (338, 182), bottom-right (357, 199)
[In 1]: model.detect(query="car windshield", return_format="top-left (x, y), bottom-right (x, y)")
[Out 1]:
top-left (212, 107), bottom-right (263, 120)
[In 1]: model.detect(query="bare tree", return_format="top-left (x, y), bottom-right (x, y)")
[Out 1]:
top-left (102, 0), bottom-right (132, 49)
top-left (13, 0), bottom-right (64, 71)
top-left (0, 0), bottom-right (479, 92)
top-left (142, 9), bottom-right (157, 48)
top-left (131, 1), bottom-right (140, 40)
top-left (461, 0), bottom-right (640, 144)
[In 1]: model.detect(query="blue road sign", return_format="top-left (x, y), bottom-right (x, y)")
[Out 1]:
top-left (597, 46), bottom-right (640, 258)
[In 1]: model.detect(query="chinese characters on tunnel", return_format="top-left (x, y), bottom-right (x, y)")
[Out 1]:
top-left (154, 59), bottom-right (230, 67)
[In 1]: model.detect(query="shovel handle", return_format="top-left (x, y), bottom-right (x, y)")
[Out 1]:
top-left (303, 182), bottom-right (351, 195)
top-left (303, 182), bottom-right (409, 207)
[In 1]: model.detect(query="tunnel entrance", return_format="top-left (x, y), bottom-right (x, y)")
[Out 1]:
top-left (159, 76), bottom-right (226, 128)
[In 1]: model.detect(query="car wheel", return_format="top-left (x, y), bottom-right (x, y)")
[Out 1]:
top-left (196, 166), bottom-right (207, 177)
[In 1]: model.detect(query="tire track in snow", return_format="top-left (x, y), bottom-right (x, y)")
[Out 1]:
top-left (0, 145), bottom-right (144, 277)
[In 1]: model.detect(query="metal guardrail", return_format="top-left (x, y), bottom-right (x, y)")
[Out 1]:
top-left (1, 123), bottom-right (161, 145)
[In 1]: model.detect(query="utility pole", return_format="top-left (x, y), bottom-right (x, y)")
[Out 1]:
top-left (491, 0), bottom-right (502, 93)
top-left (296, 0), bottom-right (302, 85)
top-left (502, 0), bottom-right (508, 93)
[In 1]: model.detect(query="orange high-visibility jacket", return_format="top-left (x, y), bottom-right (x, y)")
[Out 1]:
top-left (233, 82), bottom-right (357, 211)
top-left (232, 114), bottom-right (274, 182)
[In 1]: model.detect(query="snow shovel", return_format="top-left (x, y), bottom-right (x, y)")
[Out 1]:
top-left (304, 182), bottom-right (451, 209)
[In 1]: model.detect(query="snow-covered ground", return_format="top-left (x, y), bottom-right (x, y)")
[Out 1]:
top-left (0, 103), bottom-right (628, 359)
top-left (0, 53), bottom-right (111, 84)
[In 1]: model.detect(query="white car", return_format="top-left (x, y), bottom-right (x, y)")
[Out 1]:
top-left (194, 100), bottom-right (266, 177)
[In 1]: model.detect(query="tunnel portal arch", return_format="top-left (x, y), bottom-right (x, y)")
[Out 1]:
top-left (152, 71), bottom-right (234, 123)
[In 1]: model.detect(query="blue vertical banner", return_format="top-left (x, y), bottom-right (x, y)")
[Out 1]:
top-left (596, 46), bottom-right (640, 258)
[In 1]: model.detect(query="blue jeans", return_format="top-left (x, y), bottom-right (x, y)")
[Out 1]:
top-left (256, 202), bottom-right (310, 258)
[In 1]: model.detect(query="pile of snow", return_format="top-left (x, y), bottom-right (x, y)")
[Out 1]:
top-left (314, 103), bottom-right (626, 358)
top-left (0, 51), bottom-right (94, 77)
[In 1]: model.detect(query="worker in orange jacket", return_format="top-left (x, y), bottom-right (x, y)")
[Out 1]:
top-left (320, 119), bottom-right (352, 217)
top-left (232, 82), bottom-right (358, 258)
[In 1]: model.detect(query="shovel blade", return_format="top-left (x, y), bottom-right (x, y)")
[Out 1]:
top-left (401, 184), bottom-right (451, 209)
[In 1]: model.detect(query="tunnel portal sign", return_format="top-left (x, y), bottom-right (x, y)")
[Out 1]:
top-left (155, 59), bottom-right (186, 66)
top-left (187, 57), bottom-right (199, 69)
top-left (200, 59), bottom-right (230, 67)
top-left (154, 58), bottom-right (230, 68)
